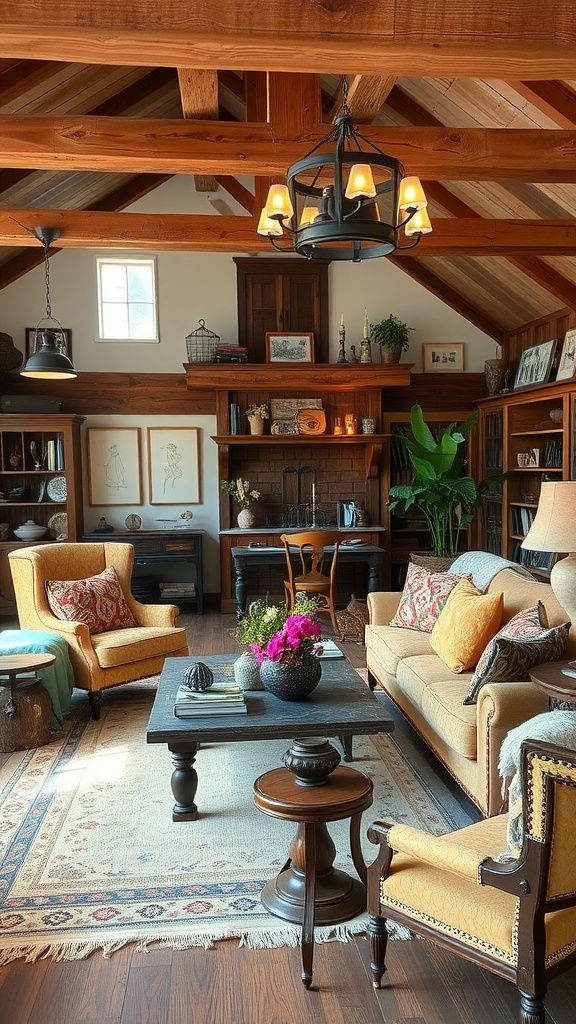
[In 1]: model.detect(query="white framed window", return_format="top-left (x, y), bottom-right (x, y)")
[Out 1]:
top-left (96, 256), bottom-right (159, 342)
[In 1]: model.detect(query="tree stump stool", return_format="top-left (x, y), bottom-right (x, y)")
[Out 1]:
top-left (0, 654), bottom-right (55, 752)
top-left (254, 751), bottom-right (373, 990)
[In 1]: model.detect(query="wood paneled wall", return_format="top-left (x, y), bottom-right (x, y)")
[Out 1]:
top-left (506, 307), bottom-right (576, 368)
top-left (1, 371), bottom-right (488, 416)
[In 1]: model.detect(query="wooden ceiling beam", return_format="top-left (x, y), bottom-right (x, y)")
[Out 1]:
top-left (2, 208), bottom-right (576, 255)
top-left (2, 4), bottom-right (576, 79)
top-left (213, 176), bottom-right (255, 215)
top-left (177, 69), bottom-right (219, 193)
top-left (389, 255), bottom-right (506, 343)
top-left (329, 76), bottom-right (397, 122)
top-left (2, 117), bottom-right (576, 180)
top-left (511, 81), bottom-right (576, 129)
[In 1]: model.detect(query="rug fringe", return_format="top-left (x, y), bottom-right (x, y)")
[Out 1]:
top-left (0, 919), bottom-right (412, 965)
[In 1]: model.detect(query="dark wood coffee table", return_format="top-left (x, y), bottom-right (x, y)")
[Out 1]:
top-left (146, 654), bottom-right (393, 822)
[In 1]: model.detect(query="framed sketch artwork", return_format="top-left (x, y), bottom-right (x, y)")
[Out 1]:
top-left (265, 332), bottom-right (315, 363)
top-left (147, 427), bottom-right (200, 505)
top-left (556, 329), bottom-right (576, 382)
top-left (513, 339), bottom-right (557, 390)
top-left (87, 427), bottom-right (142, 506)
top-left (422, 343), bottom-right (464, 373)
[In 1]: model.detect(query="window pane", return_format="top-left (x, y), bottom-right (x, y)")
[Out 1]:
top-left (102, 304), bottom-right (129, 338)
top-left (101, 264), bottom-right (127, 302)
top-left (127, 265), bottom-right (153, 302)
top-left (128, 303), bottom-right (155, 339)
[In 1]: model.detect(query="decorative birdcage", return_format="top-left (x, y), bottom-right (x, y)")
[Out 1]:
top-left (185, 319), bottom-right (220, 363)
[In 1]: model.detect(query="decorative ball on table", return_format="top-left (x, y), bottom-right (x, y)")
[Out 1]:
top-left (183, 662), bottom-right (214, 692)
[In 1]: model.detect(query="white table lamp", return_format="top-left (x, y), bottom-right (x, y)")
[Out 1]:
top-left (522, 481), bottom-right (576, 625)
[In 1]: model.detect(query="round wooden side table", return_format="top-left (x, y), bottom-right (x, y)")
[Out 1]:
top-left (253, 761), bottom-right (373, 989)
top-left (529, 661), bottom-right (576, 706)
top-left (0, 653), bottom-right (55, 752)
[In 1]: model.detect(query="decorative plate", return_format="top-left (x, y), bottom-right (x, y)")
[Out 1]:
top-left (47, 512), bottom-right (68, 539)
top-left (125, 513), bottom-right (142, 530)
top-left (46, 476), bottom-right (67, 502)
top-left (296, 408), bottom-right (326, 435)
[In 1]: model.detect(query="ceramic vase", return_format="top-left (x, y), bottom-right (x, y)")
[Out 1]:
top-left (233, 650), bottom-right (264, 690)
top-left (259, 654), bottom-right (322, 701)
top-left (237, 507), bottom-right (255, 529)
top-left (248, 415), bottom-right (265, 435)
top-left (484, 358), bottom-right (508, 396)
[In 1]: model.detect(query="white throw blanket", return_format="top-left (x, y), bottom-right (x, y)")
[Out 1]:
top-left (497, 710), bottom-right (576, 861)
top-left (449, 551), bottom-right (533, 592)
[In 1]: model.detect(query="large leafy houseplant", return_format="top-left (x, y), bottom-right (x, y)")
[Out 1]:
top-left (388, 404), bottom-right (498, 558)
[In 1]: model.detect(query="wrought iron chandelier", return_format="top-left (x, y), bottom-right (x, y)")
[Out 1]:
top-left (20, 226), bottom-right (77, 379)
top-left (257, 79), bottom-right (432, 263)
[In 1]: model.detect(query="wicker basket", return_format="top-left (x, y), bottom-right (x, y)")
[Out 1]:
top-left (409, 552), bottom-right (455, 572)
top-left (185, 319), bottom-right (220, 363)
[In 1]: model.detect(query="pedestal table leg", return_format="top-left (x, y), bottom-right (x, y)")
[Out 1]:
top-left (168, 741), bottom-right (199, 821)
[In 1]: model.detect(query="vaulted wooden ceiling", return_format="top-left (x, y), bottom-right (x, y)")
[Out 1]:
top-left (1, 2), bottom-right (576, 344)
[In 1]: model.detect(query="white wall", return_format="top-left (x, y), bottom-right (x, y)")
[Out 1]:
top-left (0, 176), bottom-right (498, 593)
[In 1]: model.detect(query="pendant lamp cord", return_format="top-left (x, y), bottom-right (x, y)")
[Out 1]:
top-left (43, 238), bottom-right (52, 319)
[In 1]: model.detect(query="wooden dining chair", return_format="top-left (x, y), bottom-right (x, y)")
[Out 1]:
top-left (280, 530), bottom-right (342, 636)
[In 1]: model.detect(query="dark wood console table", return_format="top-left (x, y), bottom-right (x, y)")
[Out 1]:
top-left (230, 541), bottom-right (384, 620)
top-left (82, 530), bottom-right (205, 614)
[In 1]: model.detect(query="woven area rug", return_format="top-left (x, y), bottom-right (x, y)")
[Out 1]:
top-left (0, 681), bottom-right (474, 964)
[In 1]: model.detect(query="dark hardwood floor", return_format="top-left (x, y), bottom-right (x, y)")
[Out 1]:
top-left (1, 610), bottom-right (575, 1024)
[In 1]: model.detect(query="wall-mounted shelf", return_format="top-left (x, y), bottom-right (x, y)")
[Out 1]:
top-left (211, 434), bottom-right (390, 445)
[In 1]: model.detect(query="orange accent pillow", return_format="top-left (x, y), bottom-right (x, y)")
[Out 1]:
top-left (46, 566), bottom-right (136, 634)
top-left (430, 578), bottom-right (504, 673)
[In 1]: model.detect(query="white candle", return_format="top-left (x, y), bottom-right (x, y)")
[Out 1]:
top-left (364, 310), bottom-right (369, 339)
top-left (311, 481), bottom-right (316, 505)
top-left (340, 313), bottom-right (344, 328)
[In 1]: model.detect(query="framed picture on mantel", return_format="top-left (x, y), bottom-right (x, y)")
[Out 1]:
top-left (265, 332), bottom-right (315, 364)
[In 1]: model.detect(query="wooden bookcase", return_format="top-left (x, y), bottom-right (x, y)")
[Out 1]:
top-left (0, 413), bottom-right (85, 615)
top-left (478, 380), bottom-right (574, 579)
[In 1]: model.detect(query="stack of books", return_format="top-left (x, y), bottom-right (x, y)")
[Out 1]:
top-left (215, 344), bottom-right (248, 363)
top-left (174, 681), bottom-right (247, 718)
top-left (159, 582), bottom-right (196, 600)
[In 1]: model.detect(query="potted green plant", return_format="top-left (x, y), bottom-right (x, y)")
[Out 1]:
top-left (370, 315), bottom-right (414, 364)
top-left (388, 404), bottom-right (503, 562)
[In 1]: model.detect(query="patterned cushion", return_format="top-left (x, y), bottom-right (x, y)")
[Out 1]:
top-left (46, 566), bottom-right (137, 634)
top-left (390, 562), bottom-right (469, 633)
top-left (430, 578), bottom-right (504, 673)
top-left (464, 603), bottom-right (571, 705)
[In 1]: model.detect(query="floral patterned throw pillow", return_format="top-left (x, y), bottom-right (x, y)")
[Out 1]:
top-left (46, 566), bottom-right (136, 634)
top-left (390, 562), bottom-right (470, 633)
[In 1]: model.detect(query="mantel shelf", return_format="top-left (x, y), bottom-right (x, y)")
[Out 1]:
top-left (185, 363), bottom-right (412, 391)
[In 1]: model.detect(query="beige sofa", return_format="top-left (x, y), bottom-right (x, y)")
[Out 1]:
top-left (365, 568), bottom-right (576, 817)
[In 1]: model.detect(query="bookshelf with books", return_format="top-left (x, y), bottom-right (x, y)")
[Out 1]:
top-left (0, 413), bottom-right (85, 615)
top-left (478, 380), bottom-right (574, 580)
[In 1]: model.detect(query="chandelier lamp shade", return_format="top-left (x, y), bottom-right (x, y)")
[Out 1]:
top-left (257, 85), bottom-right (432, 263)
top-left (20, 226), bottom-right (77, 380)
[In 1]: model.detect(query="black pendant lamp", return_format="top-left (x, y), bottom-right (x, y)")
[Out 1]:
top-left (20, 227), bottom-right (77, 379)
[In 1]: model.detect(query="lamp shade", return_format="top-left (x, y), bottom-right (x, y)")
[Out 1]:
top-left (522, 481), bottom-right (576, 553)
top-left (522, 481), bottom-right (576, 626)
top-left (20, 330), bottom-right (77, 379)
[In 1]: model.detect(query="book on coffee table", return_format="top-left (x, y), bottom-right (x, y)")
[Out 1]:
top-left (174, 682), bottom-right (247, 717)
top-left (313, 639), bottom-right (344, 659)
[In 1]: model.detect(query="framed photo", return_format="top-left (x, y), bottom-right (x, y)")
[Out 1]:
top-left (147, 427), bottom-right (200, 505)
top-left (25, 326), bottom-right (72, 361)
top-left (556, 329), bottom-right (576, 382)
top-left (265, 332), bottom-right (315, 364)
top-left (513, 339), bottom-right (557, 390)
top-left (87, 427), bottom-right (142, 506)
top-left (422, 343), bottom-right (464, 373)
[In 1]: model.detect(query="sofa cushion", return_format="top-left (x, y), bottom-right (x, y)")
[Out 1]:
top-left (365, 624), bottom-right (433, 677)
top-left (390, 562), bottom-right (469, 633)
top-left (430, 578), bottom-right (504, 673)
top-left (91, 624), bottom-right (188, 669)
top-left (46, 566), bottom-right (136, 634)
top-left (421, 679), bottom-right (478, 759)
top-left (464, 613), bottom-right (571, 705)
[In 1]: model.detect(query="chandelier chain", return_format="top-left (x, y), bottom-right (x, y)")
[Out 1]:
top-left (43, 240), bottom-right (52, 319)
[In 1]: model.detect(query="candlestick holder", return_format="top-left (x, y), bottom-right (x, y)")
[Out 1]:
top-left (337, 325), bottom-right (348, 363)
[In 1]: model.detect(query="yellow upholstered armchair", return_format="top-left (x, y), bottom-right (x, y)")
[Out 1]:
top-left (9, 542), bottom-right (189, 719)
top-left (366, 739), bottom-right (576, 1024)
